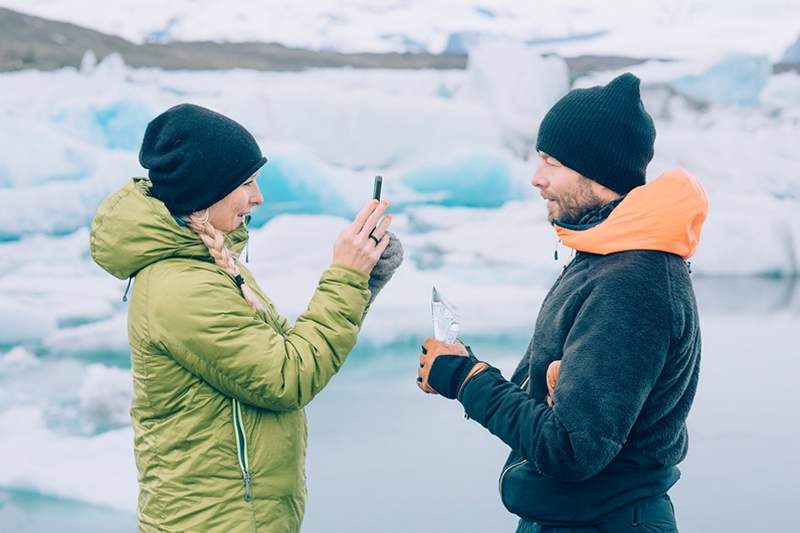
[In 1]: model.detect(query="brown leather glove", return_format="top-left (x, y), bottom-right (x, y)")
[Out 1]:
top-left (546, 360), bottom-right (561, 408)
top-left (417, 337), bottom-right (488, 399)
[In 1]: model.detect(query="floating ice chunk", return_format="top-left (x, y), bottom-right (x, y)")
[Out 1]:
top-left (43, 314), bottom-right (129, 358)
top-left (0, 406), bottom-right (136, 512)
top-left (0, 151), bottom-right (139, 239)
top-left (92, 53), bottom-right (128, 77)
top-left (671, 55), bottom-right (772, 107)
top-left (251, 155), bottom-right (350, 226)
top-left (781, 34), bottom-right (800, 64)
top-left (762, 72), bottom-right (800, 117)
top-left (80, 50), bottom-right (98, 73)
top-left (0, 300), bottom-right (58, 345)
top-left (77, 364), bottom-right (132, 432)
top-left (251, 84), bottom-right (500, 170)
top-left (444, 31), bottom-right (482, 54)
top-left (400, 153), bottom-right (530, 208)
top-left (52, 100), bottom-right (152, 151)
top-left (0, 347), bottom-right (39, 372)
top-left (0, 118), bottom-right (95, 189)
top-left (692, 194), bottom-right (800, 277)
top-left (463, 42), bottom-right (569, 158)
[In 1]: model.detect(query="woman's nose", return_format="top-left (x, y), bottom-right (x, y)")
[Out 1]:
top-left (251, 182), bottom-right (265, 206)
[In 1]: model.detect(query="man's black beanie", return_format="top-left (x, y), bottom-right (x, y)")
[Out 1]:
top-left (139, 103), bottom-right (267, 215)
top-left (536, 73), bottom-right (655, 195)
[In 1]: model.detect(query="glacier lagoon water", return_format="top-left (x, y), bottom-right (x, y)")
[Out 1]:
top-left (1, 276), bottom-right (798, 533)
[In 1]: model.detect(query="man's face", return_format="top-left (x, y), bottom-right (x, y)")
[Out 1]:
top-left (531, 152), bottom-right (605, 225)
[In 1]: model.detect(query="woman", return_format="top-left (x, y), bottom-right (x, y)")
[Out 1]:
top-left (90, 103), bottom-right (402, 532)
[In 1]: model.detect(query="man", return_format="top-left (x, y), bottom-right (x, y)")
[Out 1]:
top-left (417, 73), bottom-right (708, 532)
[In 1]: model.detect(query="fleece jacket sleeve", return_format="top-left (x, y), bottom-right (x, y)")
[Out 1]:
top-left (456, 266), bottom-right (674, 482)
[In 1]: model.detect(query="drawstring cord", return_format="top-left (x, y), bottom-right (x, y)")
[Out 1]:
top-left (122, 276), bottom-right (133, 302)
top-left (243, 216), bottom-right (250, 263)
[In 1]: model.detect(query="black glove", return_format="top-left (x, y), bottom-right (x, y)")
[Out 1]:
top-left (427, 344), bottom-right (481, 400)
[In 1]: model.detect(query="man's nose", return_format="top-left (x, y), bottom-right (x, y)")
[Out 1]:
top-left (531, 165), bottom-right (548, 189)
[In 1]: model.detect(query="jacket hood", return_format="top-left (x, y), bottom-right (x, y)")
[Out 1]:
top-left (554, 167), bottom-right (708, 259)
top-left (90, 178), bottom-right (249, 279)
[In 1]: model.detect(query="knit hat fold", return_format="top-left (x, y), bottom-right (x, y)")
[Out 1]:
top-left (536, 73), bottom-right (656, 195)
top-left (140, 103), bottom-right (267, 215)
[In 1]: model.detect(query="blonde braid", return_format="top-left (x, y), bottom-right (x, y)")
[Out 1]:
top-left (185, 209), bottom-right (265, 311)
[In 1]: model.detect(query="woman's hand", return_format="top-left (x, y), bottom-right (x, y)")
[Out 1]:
top-left (332, 199), bottom-right (393, 274)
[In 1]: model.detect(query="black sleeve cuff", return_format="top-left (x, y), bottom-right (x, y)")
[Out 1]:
top-left (429, 354), bottom-right (479, 399)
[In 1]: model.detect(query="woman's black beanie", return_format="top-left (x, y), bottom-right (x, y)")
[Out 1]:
top-left (139, 103), bottom-right (267, 215)
top-left (536, 73), bottom-right (656, 195)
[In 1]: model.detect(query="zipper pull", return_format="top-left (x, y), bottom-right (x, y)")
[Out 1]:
top-left (554, 238), bottom-right (563, 261)
top-left (244, 472), bottom-right (252, 502)
top-left (121, 276), bottom-right (133, 302)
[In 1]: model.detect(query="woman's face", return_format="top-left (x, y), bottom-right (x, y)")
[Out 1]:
top-left (208, 172), bottom-right (264, 232)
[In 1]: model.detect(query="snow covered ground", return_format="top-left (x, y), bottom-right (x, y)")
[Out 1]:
top-left (0, 2), bottom-right (799, 531)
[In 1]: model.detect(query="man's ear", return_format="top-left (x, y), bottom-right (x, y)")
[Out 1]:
top-left (589, 179), bottom-right (621, 203)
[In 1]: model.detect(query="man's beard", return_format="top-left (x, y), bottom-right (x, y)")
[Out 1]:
top-left (547, 180), bottom-right (605, 225)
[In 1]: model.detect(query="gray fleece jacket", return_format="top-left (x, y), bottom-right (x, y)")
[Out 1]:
top-left (430, 169), bottom-right (708, 526)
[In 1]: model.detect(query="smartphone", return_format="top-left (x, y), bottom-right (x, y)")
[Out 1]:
top-left (373, 175), bottom-right (383, 201)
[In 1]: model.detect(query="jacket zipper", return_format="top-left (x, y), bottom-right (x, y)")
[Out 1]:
top-left (231, 398), bottom-right (252, 502)
top-left (497, 250), bottom-right (575, 502)
top-left (497, 370), bottom-right (532, 498)
top-left (497, 247), bottom-right (579, 500)
top-left (498, 458), bottom-right (528, 502)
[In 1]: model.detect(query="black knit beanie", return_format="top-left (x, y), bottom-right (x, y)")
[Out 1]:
top-left (139, 103), bottom-right (267, 215)
top-left (536, 73), bottom-right (655, 195)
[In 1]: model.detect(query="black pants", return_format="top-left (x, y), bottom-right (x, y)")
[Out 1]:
top-left (515, 494), bottom-right (677, 533)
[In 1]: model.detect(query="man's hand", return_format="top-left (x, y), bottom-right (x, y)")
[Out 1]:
top-left (417, 337), bottom-right (488, 399)
top-left (546, 360), bottom-right (561, 408)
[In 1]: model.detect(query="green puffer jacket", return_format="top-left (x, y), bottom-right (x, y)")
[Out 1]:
top-left (90, 178), bottom-right (371, 532)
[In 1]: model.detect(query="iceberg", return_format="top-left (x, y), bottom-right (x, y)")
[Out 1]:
top-left (780, 34), bottom-right (800, 64)
top-left (77, 364), bottom-right (132, 433)
top-left (399, 153), bottom-right (531, 208)
top-left (671, 55), bottom-right (772, 107)
top-left (463, 42), bottom-right (570, 158)
top-left (52, 100), bottom-right (152, 151)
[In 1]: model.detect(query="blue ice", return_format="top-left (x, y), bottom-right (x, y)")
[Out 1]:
top-left (52, 100), bottom-right (151, 151)
top-left (400, 155), bottom-right (522, 208)
top-left (781, 35), bottom-right (800, 64)
top-left (672, 55), bottom-right (771, 107)
top-left (250, 157), bottom-right (350, 227)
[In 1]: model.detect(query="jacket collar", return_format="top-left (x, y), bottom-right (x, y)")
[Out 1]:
top-left (552, 168), bottom-right (708, 260)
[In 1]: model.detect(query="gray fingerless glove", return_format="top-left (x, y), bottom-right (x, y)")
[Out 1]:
top-left (368, 231), bottom-right (403, 303)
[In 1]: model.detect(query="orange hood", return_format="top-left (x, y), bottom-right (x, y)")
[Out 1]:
top-left (554, 168), bottom-right (708, 260)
